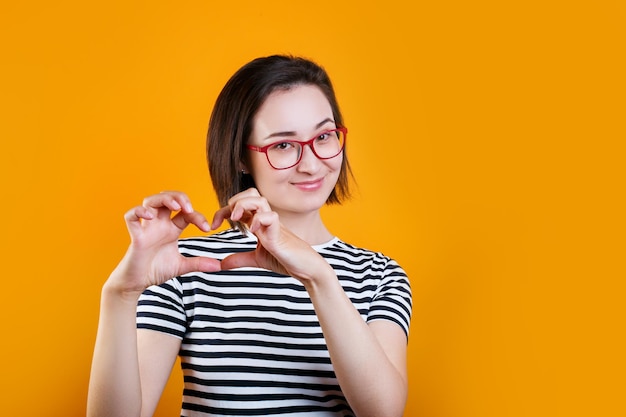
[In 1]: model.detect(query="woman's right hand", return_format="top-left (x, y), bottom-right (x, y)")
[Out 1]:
top-left (105, 191), bottom-right (222, 297)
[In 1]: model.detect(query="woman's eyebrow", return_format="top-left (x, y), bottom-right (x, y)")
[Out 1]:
top-left (264, 118), bottom-right (336, 140)
top-left (315, 118), bottom-right (336, 129)
top-left (265, 130), bottom-right (298, 140)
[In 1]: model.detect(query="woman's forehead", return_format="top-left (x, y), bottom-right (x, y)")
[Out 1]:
top-left (252, 85), bottom-right (334, 137)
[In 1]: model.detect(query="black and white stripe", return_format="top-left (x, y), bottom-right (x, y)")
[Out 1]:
top-left (137, 229), bottom-right (412, 416)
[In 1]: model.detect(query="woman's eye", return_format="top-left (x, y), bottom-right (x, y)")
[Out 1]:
top-left (271, 142), bottom-right (294, 151)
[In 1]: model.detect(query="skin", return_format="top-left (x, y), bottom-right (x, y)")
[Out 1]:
top-left (87, 85), bottom-right (408, 417)
top-left (240, 85), bottom-right (341, 244)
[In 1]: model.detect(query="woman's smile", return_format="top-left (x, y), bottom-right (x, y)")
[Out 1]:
top-left (291, 177), bottom-right (325, 191)
top-left (246, 84), bottom-right (342, 217)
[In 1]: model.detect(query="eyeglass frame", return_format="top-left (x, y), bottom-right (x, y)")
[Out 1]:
top-left (246, 127), bottom-right (348, 170)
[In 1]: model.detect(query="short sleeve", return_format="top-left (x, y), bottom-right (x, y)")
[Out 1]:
top-left (136, 278), bottom-right (186, 340)
top-left (367, 258), bottom-right (412, 338)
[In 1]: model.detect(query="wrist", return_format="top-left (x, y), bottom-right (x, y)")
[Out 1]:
top-left (302, 264), bottom-right (340, 295)
top-left (102, 275), bottom-right (145, 305)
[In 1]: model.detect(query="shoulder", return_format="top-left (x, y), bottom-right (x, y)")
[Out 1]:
top-left (320, 238), bottom-right (408, 277)
top-left (320, 238), bottom-right (399, 265)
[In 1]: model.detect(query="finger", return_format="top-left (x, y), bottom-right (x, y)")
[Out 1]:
top-left (160, 190), bottom-right (194, 213)
top-left (210, 189), bottom-right (267, 230)
top-left (210, 205), bottom-right (232, 230)
top-left (210, 196), bottom-right (269, 229)
top-left (123, 206), bottom-right (157, 240)
top-left (178, 256), bottom-right (222, 275)
top-left (124, 206), bottom-right (155, 235)
top-left (229, 196), bottom-right (272, 223)
top-left (226, 187), bottom-right (261, 206)
top-left (142, 191), bottom-right (193, 213)
top-left (124, 206), bottom-right (155, 223)
top-left (171, 210), bottom-right (211, 232)
top-left (249, 211), bottom-right (280, 234)
top-left (220, 251), bottom-right (259, 271)
top-left (222, 249), bottom-right (289, 276)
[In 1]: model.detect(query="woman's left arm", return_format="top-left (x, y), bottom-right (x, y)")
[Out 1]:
top-left (224, 247), bottom-right (409, 417)
top-left (214, 189), bottom-right (409, 417)
top-left (305, 268), bottom-right (409, 417)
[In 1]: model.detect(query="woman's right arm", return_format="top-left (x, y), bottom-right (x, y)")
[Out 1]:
top-left (87, 277), bottom-right (167, 417)
top-left (87, 192), bottom-right (221, 417)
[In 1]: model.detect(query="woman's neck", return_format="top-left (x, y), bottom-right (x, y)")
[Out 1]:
top-left (277, 210), bottom-right (334, 246)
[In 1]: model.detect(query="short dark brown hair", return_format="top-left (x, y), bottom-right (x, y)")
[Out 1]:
top-left (207, 55), bottom-right (353, 209)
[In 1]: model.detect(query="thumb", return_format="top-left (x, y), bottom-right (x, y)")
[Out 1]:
top-left (220, 252), bottom-right (259, 271)
top-left (178, 256), bottom-right (222, 275)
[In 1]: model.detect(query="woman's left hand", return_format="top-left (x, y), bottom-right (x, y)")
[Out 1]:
top-left (210, 188), bottom-right (331, 283)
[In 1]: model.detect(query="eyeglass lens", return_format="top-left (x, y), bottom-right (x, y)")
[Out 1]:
top-left (267, 130), bottom-right (345, 169)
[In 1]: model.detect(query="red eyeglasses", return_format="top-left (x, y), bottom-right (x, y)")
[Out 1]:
top-left (246, 127), bottom-right (347, 170)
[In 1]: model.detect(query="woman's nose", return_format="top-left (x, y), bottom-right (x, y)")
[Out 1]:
top-left (296, 144), bottom-right (321, 172)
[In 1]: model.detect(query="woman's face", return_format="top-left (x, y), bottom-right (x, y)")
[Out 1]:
top-left (245, 84), bottom-right (343, 217)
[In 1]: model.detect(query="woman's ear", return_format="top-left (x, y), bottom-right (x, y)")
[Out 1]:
top-left (238, 160), bottom-right (250, 174)
top-left (239, 168), bottom-right (255, 191)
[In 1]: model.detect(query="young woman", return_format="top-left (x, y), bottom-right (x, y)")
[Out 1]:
top-left (87, 55), bottom-right (412, 417)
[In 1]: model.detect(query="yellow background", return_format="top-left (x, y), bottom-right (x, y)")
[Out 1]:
top-left (1, 1), bottom-right (624, 416)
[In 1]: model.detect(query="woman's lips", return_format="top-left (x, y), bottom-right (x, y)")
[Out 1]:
top-left (291, 177), bottom-right (324, 191)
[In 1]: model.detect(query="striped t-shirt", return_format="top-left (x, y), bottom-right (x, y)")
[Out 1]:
top-left (137, 229), bottom-right (412, 416)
